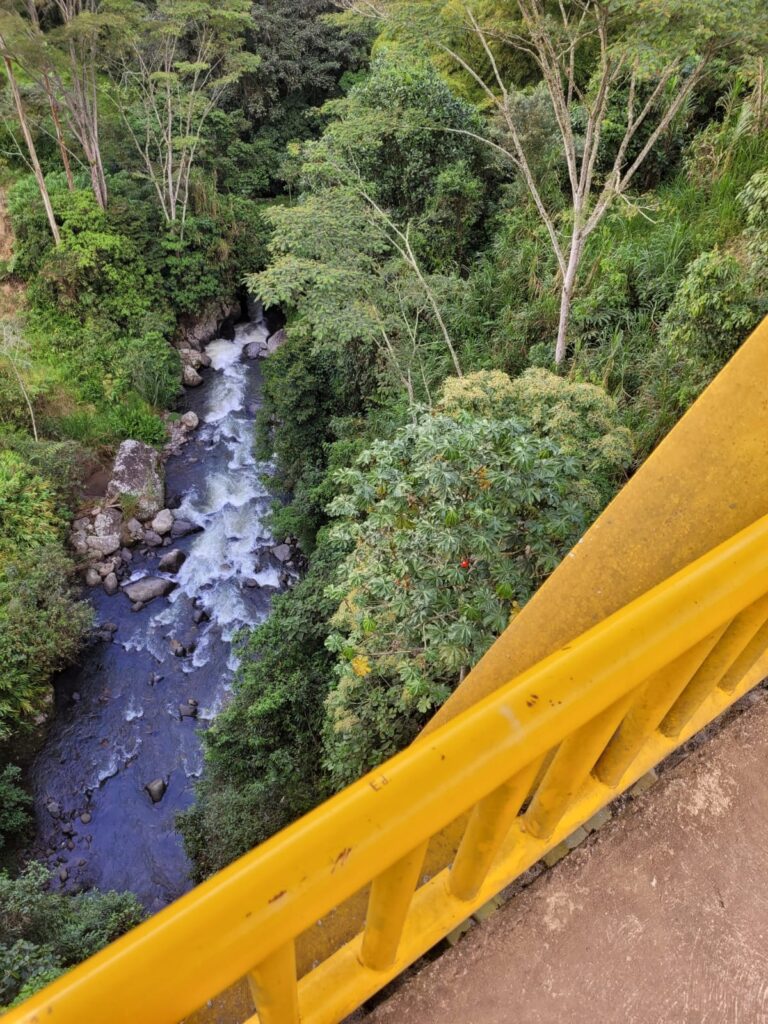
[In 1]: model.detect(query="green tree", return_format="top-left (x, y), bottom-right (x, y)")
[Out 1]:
top-left (323, 373), bottom-right (631, 785)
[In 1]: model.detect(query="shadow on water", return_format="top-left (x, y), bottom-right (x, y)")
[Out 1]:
top-left (29, 315), bottom-right (288, 913)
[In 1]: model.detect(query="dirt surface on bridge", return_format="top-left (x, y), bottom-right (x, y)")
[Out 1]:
top-left (368, 689), bottom-right (768, 1024)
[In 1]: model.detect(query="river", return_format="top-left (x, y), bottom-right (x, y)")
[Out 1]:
top-left (29, 312), bottom-right (286, 912)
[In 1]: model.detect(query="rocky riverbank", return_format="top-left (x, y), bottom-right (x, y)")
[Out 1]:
top-left (30, 310), bottom-right (294, 909)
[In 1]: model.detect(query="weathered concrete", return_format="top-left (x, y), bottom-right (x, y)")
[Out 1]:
top-left (369, 692), bottom-right (768, 1024)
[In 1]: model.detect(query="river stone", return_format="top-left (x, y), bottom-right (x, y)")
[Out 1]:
top-left (180, 411), bottom-right (199, 431)
top-left (120, 547), bottom-right (133, 563)
top-left (80, 811), bottom-right (91, 824)
top-left (103, 572), bottom-right (119, 596)
top-left (58, 867), bottom-right (68, 883)
top-left (151, 509), bottom-right (174, 535)
top-left (121, 518), bottom-right (145, 546)
top-left (94, 508), bottom-right (122, 537)
top-left (265, 328), bottom-right (287, 355)
top-left (85, 567), bottom-right (102, 587)
top-left (71, 532), bottom-right (89, 556)
top-left (145, 778), bottom-right (166, 803)
top-left (86, 534), bottom-right (121, 556)
top-left (123, 577), bottom-right (177, 604)
top-left (179, 702), bottom-right (198, 719)
top-left (107, 441), bottom-right (165, 522)
top-left (47, 801), bottom-right (61, 818)
top-left (159, 549), bottom-right (186, 572)
top-left (183, 365), bottom-right (203, 387)
top-left (244, 341), bottom-right (265, 359)
top-left (170, 519), bottom-right (200, 539)
top-left (271, 543), bottom-right (292, 563)
top-left (144, 530), bottom-right (163, 547)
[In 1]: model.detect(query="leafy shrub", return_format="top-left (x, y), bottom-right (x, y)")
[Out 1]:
top-left (0, 766), bottom-right (31, 852)
top-left (0, 546), bottom-right (92, 741)
top-left (0, 451), bottom-right (61, 559)
top-left (0, 862), bottom-right (143, 1007)
top-left (322, 404), bottom-right (620, 787)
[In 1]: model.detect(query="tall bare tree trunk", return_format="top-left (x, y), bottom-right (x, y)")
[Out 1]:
top-left (555, 232), bottom-right (583, 366)
top-left (2, 49), bottom-right (61, 244)
top-left (44, 77), bottom-right (75, 189)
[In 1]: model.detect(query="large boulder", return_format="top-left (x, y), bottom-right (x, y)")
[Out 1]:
top-left (180, 411), bottom-right (199, 431)
top-left (175, 299), bottom-right (242, 351)
top-left (106, 441), bottom-right (165, 522)
top-left (122, 577), bottom-right (176, 604)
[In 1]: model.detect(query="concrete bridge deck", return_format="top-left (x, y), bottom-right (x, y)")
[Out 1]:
top-left (368, 688), bottom-right (768, 1024)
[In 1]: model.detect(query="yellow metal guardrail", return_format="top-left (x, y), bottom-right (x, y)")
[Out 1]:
top-left (7, 510), bottom-right (768, 1024)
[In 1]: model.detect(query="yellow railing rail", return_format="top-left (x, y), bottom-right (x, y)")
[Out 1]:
top-left (7, 512), bottom-right (768, 1024)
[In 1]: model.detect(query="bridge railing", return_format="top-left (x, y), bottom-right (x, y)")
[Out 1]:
top-left (7, 513), bottom-right (768, 1024)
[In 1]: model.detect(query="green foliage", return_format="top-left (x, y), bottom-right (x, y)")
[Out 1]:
top-left (323, 387), bottom-right (629, 786)
top-left (0, 546), bottom-right (92, 742)
top-left (0, 766), bottom-right (31, 852)
top-left (0, 862), bottom-right (143, 1007)
top-left (0, 451), bottom-right (91, 741)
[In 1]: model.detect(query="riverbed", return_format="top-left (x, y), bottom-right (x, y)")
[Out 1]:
top-left (29, 315), bottom-right (286, 912)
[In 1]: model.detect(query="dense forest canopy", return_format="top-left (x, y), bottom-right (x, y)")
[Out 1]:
top-left (0, 0), bottom-right (765, 1005)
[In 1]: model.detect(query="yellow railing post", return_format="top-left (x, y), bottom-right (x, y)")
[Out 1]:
top-left (661, 593), bottom-right (768, 736)
top-left (593, 626), bottom-right (728, 786)
top-left (522, 692), bottom-right (635, 840)
top-left (360, 841), bottom-right (429, 971)
top-left (247, 942), bottom-right (300, 1024)
top-left (719, 617), bottom-right (768, 694)
top-left (448, 756), bottom-right (545, 901)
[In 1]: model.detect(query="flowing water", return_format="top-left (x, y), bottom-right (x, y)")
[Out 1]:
top-left (29, 314), bottom-right (286, 912)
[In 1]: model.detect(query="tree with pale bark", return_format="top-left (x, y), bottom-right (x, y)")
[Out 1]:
top-left (336, 0), bottom-right (768, 363)
top-left (105, 0), bottom-right (259, 233)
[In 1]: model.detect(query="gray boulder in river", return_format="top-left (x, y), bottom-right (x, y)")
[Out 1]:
top-left (106, 441), bottom-right (165, 522)
top-left (122, 577), bottom-right (176, 604)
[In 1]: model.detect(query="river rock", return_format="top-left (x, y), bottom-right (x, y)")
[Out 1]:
top-left (122, 577), bottom-right (177, 604)
top-left (80, 811), bottom-right (91, 824)
top-left (94, 508), bottom-right (122, 537)
top-left (145, 778), bottom-right (167, 803)
top-left (120, 547), bottom-right (133, 563)
top-left (244, 341), bottom-right (265, 359)
top-left (271, 543), bottom-right (292, 563)
top-left (183, 365), bottom-right (203, 387)
top-left (176, 298), bottom-right (241, 350)
top-left (86, 534), bottom-right (121, 557)
top-left (85, 567), bottom-right (102, 587)
top-left (107, 441), bottom-right (165, 522)
top-left (170, 519), bottom-right (200, 539)
top-left (58, 867), bottom-right (69, 883)
top-left (71, 532), bottom-right (90, 556)
top-left (61, 820), bottom-right (74, 835)
top-left (144, 530), bottom-right (163, 547)
top-left (265, 328), bottom-right (287, 355)
top-left (46, 801), bottom-right (61, 818)
top-left (151, 509), bottom-right (174, 535)
top-left (158, 548), bottom-right (186, 572)
top-left (180, 411), bottom-right (199, 431)
top-left (103, 572), bottom-right (119, 596)
top-left (192, 608), bottom-right (209, 624)
top-left (131, 601), bottom-right (144, 612)
top-left (120, 517), bottom-right (145, 546)
top-left (179, 702), bottom-right (198, 719)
